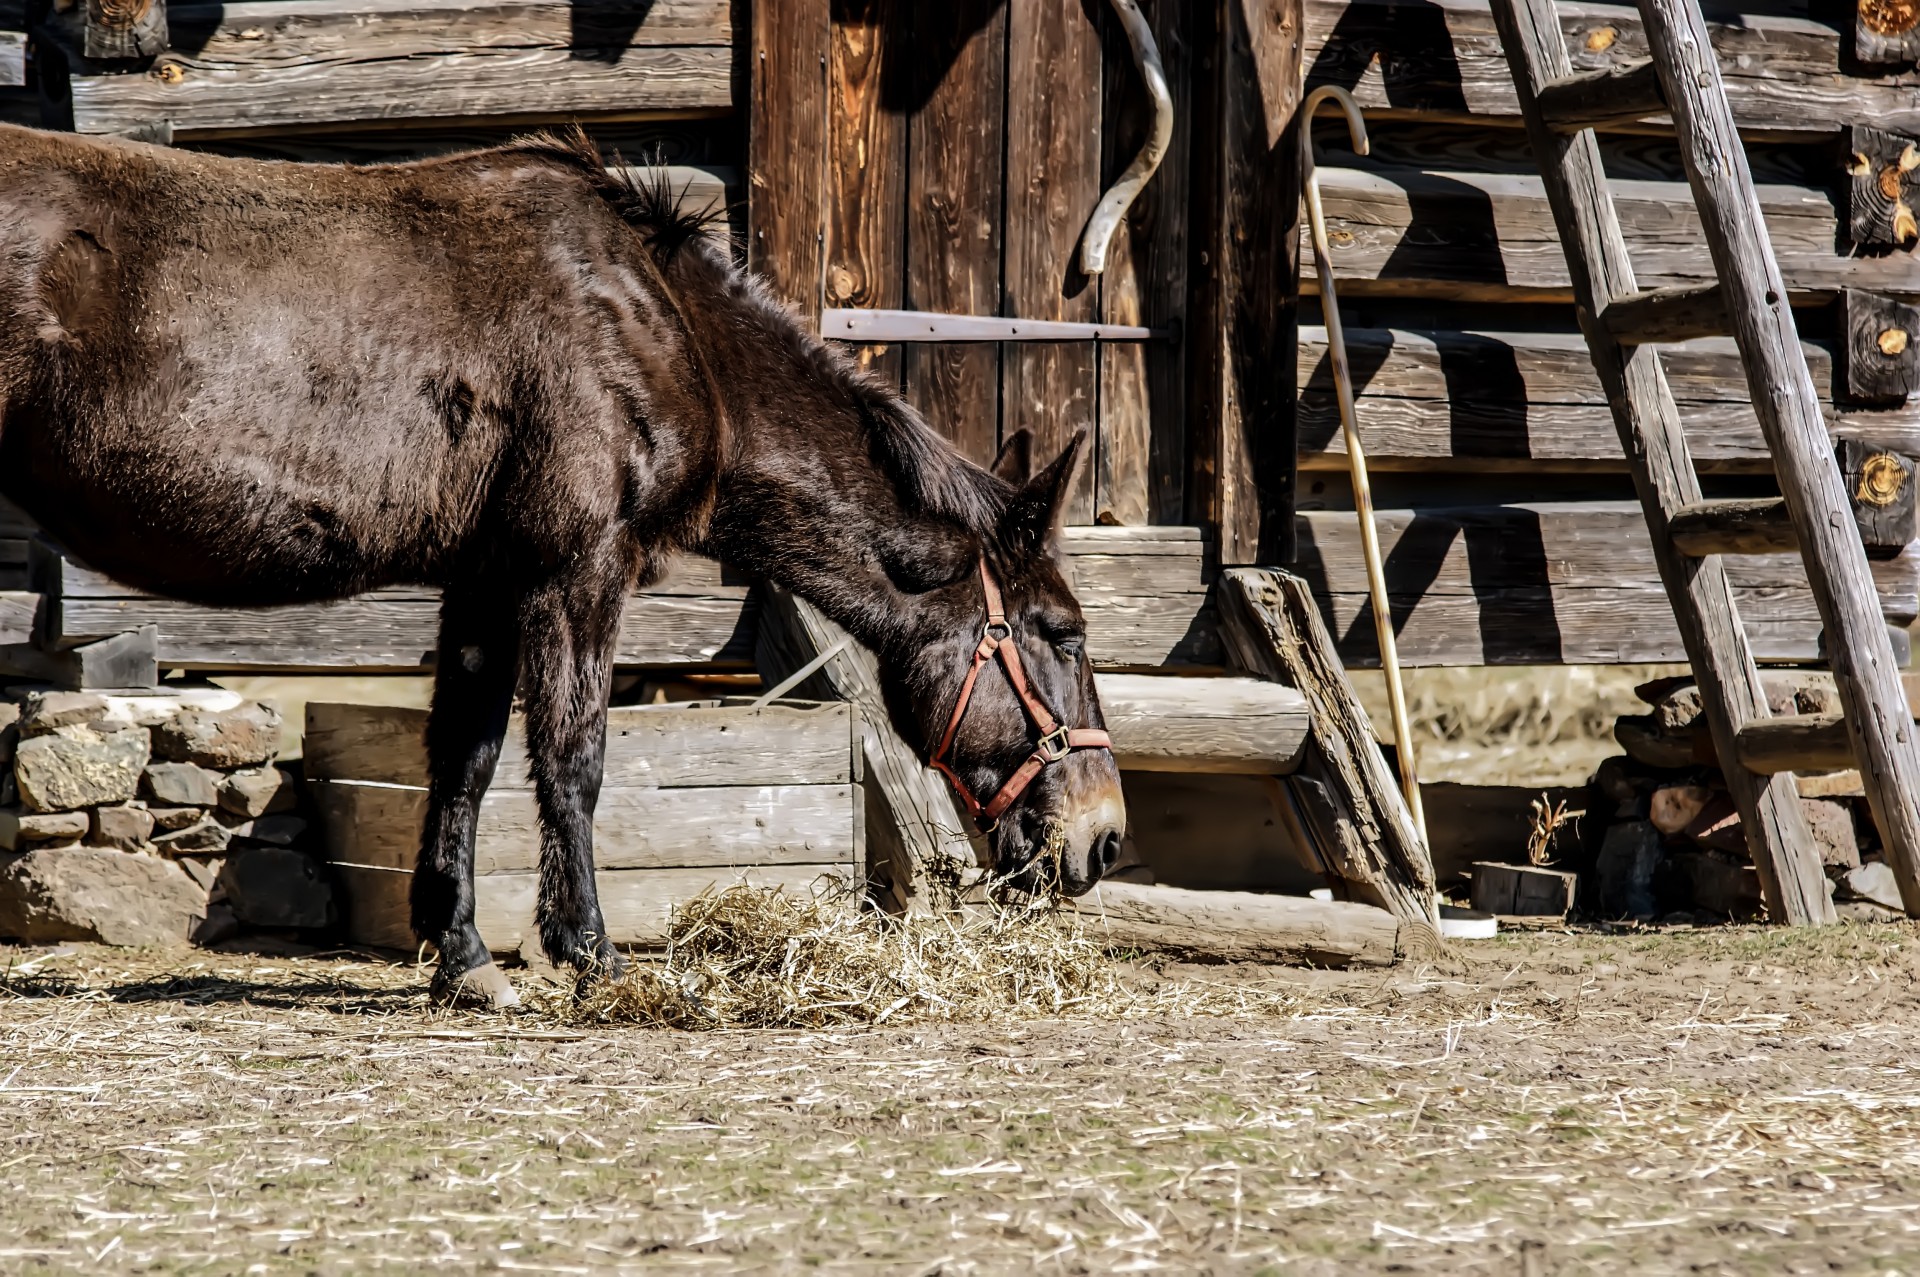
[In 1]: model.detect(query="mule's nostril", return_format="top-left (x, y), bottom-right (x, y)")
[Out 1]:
top-left (1094, 830), bottom-right (1122, 873)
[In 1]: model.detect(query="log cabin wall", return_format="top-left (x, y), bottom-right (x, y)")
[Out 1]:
top-left (1294, 0), bottom-right (1920, 667)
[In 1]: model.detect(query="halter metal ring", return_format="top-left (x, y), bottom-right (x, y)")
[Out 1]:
top-left (1035, 726), bottom-right (1073, 763)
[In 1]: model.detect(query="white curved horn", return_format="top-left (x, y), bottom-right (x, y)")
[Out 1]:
top-left (1077, 0), bottom-right (1173, 277)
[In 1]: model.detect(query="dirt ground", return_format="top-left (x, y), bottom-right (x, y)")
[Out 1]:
top-left (6, 926), bottom-right (1920, 1274)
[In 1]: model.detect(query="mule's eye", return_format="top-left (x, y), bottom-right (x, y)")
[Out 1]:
top-left (1055, 634), bottom-right (1085, 659)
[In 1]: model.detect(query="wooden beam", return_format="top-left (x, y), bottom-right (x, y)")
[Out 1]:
top-left (1189, 0), bottom-right (1301, 565)
top-left (1534, 58), bottom-right (1664, 132)
top-left (1846, 125), bottom-right (1920, 252)
top-left (84, 0), bottom-right (166, 60)
top-left (1097, 673), bottom-right (1310, 774)
top-left (37, 0), bottom-right (732, 137)
top-left (1839, 290), bottom-right (1920, 403)
top-left (1296, 326), bottom-right (1920, 471)
top-left (1303, 0), bottom-right (1920, 140)
top-left (1308, 164), bottom-right (1920, 302)
top-left (748, 0), bottom-right (829, 324)
top-left (1215, 568), bottom-right (1441, 950)
top-left (1602, 284), bottom-right (1728, 346)
top-left (1067, 880), bottom-right (1400, 967)
top-left (1858, 0), bottom-right (1920, 67)
top-left (1668, 498), bottom-right (1797, 557)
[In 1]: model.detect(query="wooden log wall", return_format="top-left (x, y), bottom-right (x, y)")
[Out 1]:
top-left (1295, 0), bottom-right (1920, 668)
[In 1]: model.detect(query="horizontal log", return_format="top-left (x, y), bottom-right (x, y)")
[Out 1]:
top-left (1535, 58), bottom-right (1665, 132)
top-left (1296, 327), bottom-right (1920, 471)
top-left (0, 592), bottom-right (42, 646)
top-left (1067, 881), bottom-right (1401, 967)
top-left (1735, 713), bottom-right (1854, 774)
top-left (331, 862), bottom-right (854, 952)
top-left (313, 779), bottom-right (860, 874)
top-left (37, 0), bottom-right (733, 137)
top-left (1668, 498), bottom-right (1797, 556)
top-left (303, 700), bottom-right (857, 789)
top-left (1097, 674), bottom-right (1310, 774)
top-left (1304, 0), bottom-right (1920, 139)
top-left (1295, 502), bottom-right (1919, 666)
top-left (1308, 165), bottom-right (1920, 302)
top-left (1602, 284), bottom-right (1728, 345)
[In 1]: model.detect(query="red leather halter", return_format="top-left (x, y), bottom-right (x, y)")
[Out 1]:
top-left (929, 560), bottom-right (1112, 827)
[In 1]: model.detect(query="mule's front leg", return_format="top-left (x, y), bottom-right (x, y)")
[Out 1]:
top-left (521, 571), bottom-right (628, 984)
top-left (413, 584), bottom-right (521, 1009)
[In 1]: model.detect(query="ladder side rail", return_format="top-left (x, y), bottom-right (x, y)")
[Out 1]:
top-left (1488, 0), bottom-right (1834, 923)
top-left (1638, 0), bottom-right (1920, 916)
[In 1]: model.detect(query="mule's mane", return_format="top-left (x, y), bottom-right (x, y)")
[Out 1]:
top-left (500, 130), bottom-right (1012, 541)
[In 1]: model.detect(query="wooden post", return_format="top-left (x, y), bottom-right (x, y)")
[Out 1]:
top-left (1641, 0), bottom-right (1920, 918)
top-left (749, 0), bottom-right (831, 326)
top-left (1216, 568), bottom-right (1442, 951)
top-left (83, 0), bottom-right (167, 61)
top-left (824, 0), bottom-right (906, 384)
top-left (1188, 0), bottom-right (1302, 566)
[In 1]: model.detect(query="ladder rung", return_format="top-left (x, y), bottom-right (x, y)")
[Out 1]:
top-left (1535, 60), bottom-right (1667, 133)
top-left (1736, 713), bottom-right (1851, 774)
top-left (1600, 284), bottom-right (1729, 345)
top-left (1667, 497), bottom-right (1797, 556)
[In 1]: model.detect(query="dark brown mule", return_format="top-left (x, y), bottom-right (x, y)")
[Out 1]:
top-left (0, 124), bottom-right (1125, 1004)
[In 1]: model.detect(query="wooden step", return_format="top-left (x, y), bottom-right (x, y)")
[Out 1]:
top-left (1602, 285), bottom-right (1730, 345)
top-left (1095, 674), bottom-right (1310, 775)
top-left (1735, 713), bottom-right (1853, 774)
top-left (1535, 59), bottom-right (1665, 133)
top-left (1668, 498), bottom-right (1797, 556)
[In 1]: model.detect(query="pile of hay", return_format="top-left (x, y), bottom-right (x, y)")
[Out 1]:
top-left (551, 878), bottom-right (1139, 1030)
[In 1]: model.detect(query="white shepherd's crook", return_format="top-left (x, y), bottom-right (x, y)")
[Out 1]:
top-left (1078, 0), bottom-right (1172, 276)
top-left (1301, 85), bottom-right (1428, 843)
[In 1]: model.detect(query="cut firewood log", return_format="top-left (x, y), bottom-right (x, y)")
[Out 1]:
top-left (1067, 881), bottom-right (1401, 968)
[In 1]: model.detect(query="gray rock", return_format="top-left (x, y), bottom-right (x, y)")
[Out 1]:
top-left (147, 805), bottom-right (209, 832)
top-left (218, 766), bottom-right (298, 819)
top-left (1597, 820), bottom-right (1663, 920)
top-left (0, 807), bottom-right (92, 850)
top-left (1839, 860), bottom-right (1905, 912)
top-left (175, 855), bottom-right (223, 893)
top-left (1802, 797), bottom-right (1861, 870)
top-left (142, 761), bottom-right (220, 808)
top-left (152, 820), bottom-right (232, 855)
top-left (151, 701), bottom-right (283, 770)
top-left (0, 846), bottom-right (204, 945)
top-left (18, 692), bottom-right (110, 739)
top-left (89, 804), bottom-right (156, 851)
top-left (14, 726), bottom-right (150, 813)
top-left (218, 846), bottom-right (333, 931)
top-left (1837, 899), bottom-right (1905, 924)
top-left (226, 813), bottom-right (308, 847)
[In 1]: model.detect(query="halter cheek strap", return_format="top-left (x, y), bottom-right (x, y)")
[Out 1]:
top-left (929, 560), bottom-right (1112, 827)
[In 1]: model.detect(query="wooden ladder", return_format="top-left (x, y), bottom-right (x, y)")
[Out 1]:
top-left (1487, 0), bottom-right (1920, 924)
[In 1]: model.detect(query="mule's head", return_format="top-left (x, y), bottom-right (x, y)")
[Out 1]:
top-left (884, 430), bottom-right (1127, 895)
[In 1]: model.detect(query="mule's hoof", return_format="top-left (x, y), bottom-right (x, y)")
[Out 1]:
top-left (431, 961), bottom-right (520, 1010)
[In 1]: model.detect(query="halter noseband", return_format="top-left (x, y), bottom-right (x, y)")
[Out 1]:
top-left (929, 560), bottom-right (1112, 828)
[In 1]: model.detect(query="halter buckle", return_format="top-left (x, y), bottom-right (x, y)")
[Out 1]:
top-left (1035, 725), bottom-right (1073, 763)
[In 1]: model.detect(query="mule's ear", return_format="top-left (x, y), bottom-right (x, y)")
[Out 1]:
top-left (1000, 431), bottom-right (1085, 551)
top-left (991, 429), bottom-right (1035, 484)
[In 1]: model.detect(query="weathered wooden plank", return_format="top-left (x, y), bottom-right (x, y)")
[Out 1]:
top-left (304, 700), bottom-right (855, 790)
top-left (314, 779), bottom-right (859, 875)
top-left (1668, 498), bottom-right (1798, 557)
top-left (1097, 673), bottom-right (1309, 774)
top-left (1, 31), bottom-right (26, 89)
top-left (1216, 569), bottom-right (1441, 947)
top-left (1734, 713), bottom-right (1854, 774)
top-left (1309, 164), bottom-right (1920, 302)
top-left (40, 0), bottom-right (731, 136)
top-left (749, 0), bottom-right (829, 326)
top-left (1602, 284), bottom-right (1727, 346)
top-left (0, 592), bottom-right (41, 646)
top-left (1533, 58), bottom-right (1663, 132)
top-left (1189, 0), bottom-right (1301, 565)
top-left (1002, 0), bottom-right (1103, 522)
top-left (1296, 326), bottom-right (1920, 470)
top-left (1068, 880), bottom-right (1399, 967)
top-left (824, 0), bottom-right (905, 384)
top-left (331, 862), bottom-right (854, 952)
top-left (1304, 0), bottom-right (1920, 138)
top-left (901, 0), bottom-right (1005, 465)
top-left (1096, 0), bottom-right (1191, 526)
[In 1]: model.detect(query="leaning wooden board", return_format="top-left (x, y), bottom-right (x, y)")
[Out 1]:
top-left (309, 700), bottom-right (863, 953)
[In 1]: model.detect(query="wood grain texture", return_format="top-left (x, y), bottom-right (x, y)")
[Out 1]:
top-left (749, 0), bottom-right (830, 325)
top-left (84, 0), bottom-right (166, 60)
top-left (331, 862), bottom-right (856, 952)
top-left (304, 700), bottom-right (856, 790)
top-left (1002, 0), bottom-right (1103, 521)
top-left (1668, 498), bottom-right (1797, 557)
top-left (314, 779), bottom-right (860, 875)
top-left (1469, 861), bottom-right (1576, 917)
top-left (1308, 163), bottom-right (1920, 302)
top-left (824, 0), bottom-right (906, 384)
top-left (1097, 672), bottom-right (1310, 773)
top-left (1847, 124), bottom-right (1920, 251)
top-left (1838, 438), bottom-right (1920, 551)
top-left (40, 0), bottom-right (730, 136)
top-left (1534, 57), bottom-right (1663, 131)
top-left (901, 0), bottom-right (1005, 464)
top-left (1841, 290), bottom-right (1920, 403)
top-left (1857, 0), bottom-right (1920, 67)
top-left (1489, 0), bottom-right (1828, 924)
top-left (1734, 713), bottom-right (1855, 774)
top-left (1069, 880), bottom-right (1400, 966)
top-left (1304, 0), bottom-right (1920, 139)
top-left (0, 33), bottom-right (23, 91)
top-left (1295, 326), bottom-right (1920, 471)
top-left (1602, 284), bottom-right (1727, 345)
top-left (1096, 0), bottom-right (1191, 526)
top-left (1216, 568), bottom-right (1441, 947)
